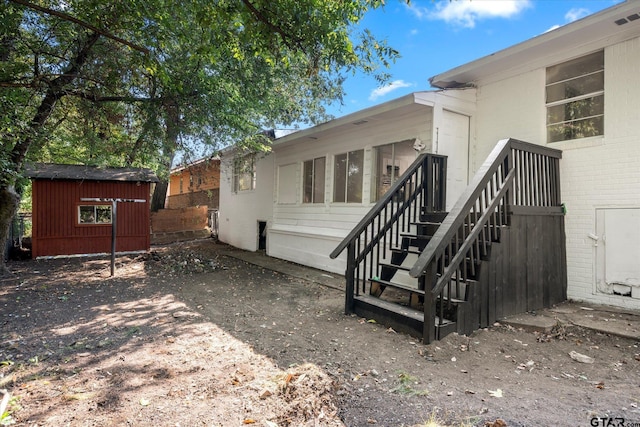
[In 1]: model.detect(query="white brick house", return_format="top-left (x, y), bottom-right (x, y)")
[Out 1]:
top-left (430, 1), bottom-right (640, 309)
top-left (219, 1), bottom-right (640, 311)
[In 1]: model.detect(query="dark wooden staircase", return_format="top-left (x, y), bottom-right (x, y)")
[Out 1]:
top-left (331, 138), bottom-right (567, 343)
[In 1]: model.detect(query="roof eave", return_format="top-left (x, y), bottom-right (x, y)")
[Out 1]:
top-left (273, 91), bottom-right (437, 147)
top-left (430, 1), bottom-right (639, 89)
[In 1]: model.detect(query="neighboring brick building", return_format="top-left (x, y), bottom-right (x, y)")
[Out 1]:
top-left (167, 157), bottom-right (220, 210)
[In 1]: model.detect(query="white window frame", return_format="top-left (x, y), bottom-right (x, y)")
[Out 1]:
top-left (303, 156), bottom-right (326, 204)
top-left (233, 155), bottom-right (256, 192)
top-left (333, 149), bottom-right (364, 203)
top-left (78, 204), bottom-right (112, 225)
top-left (545, 50), bottom-right (604, 143)
top-left (370, 140), bottom-right (416, 203)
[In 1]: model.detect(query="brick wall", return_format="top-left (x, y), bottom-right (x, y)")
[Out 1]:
top-left (473, 37), bottom-right (640, 309)
top-left (151, 206), bottom-right (209, 233)
top-left (167, 189), bottom-right (219, 210)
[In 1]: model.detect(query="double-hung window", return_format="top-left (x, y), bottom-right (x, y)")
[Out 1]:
top-left (333, 150), bottom-right (364, 203)
top-left (546, 50), bottom-right (604, 143)
top-left (78, 204), bottom-right (112, 225)
top-left (233, 155), bottom-right (256, 192)
top-left (303, 157), bottom-right (326, 203)
top-left (371, 140), bottom-right (416, 202)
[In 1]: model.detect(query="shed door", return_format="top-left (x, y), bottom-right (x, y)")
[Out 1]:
top-left (437, 110), bottom-right (470, 210)
top-left (596, 208), bottom-right (640, 293)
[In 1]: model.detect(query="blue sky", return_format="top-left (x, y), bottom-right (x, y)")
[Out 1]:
top-left (326, 0), bottom-right (623, 118)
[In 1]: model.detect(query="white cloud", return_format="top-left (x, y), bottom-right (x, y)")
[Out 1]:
top-left (368, 80), bottom-right (413, 101)
top-left (565, 7), bottom-right (591, 23)
top-left (407, 0), bottom-right (531, 29)
top-left (544, 24), bottom-right (561, 33)
top-left (545, 7), bottom-right (593, 33)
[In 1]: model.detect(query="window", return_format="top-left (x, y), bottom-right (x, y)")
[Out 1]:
top-left (546, 50), bottom-right (604, 143)
top-left (233, 155), bottom-right (256, 192)
top-left (303, 157), bottom-right (326, 203)
top-left (78, 205), bottom-right (112, 224)
top-left (333, 150), bottom-right (364, 203)
top-left (277, 163), bottom-right (297, 204)
top-left (371, 140), bottom-right (416, 202)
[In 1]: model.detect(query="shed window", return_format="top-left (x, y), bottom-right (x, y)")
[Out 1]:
top-left (78, 205), bottom-right (112, 224)
top-left (546, 50), bottom-right (604, 143)
top-left (233, 155), bottom-right (256, 192)
top-left (333, 150), bottom-right (364, 203)
top-left (303, 157), bottom-right (326, 203)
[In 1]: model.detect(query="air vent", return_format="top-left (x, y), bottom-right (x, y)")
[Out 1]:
top-left (615, 13), bottom-right (640, 25)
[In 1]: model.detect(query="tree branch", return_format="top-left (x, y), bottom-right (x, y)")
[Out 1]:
top-left (73, 93), bottom-right (156, 103)
top-left (8, 0), bottom-right (149, 54)
top-left (10, 32), bottom-right (102, 168)
top-left (0, 81), bottom-right (37, 88)
top-left (70, 90), bottom-right (200, 104)
top-left (240, 0), bottom-right (303, 52)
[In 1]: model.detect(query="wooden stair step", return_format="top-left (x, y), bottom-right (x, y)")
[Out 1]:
top-left (390, 247), bottom-right (422, 255)
top-left (380, 262), bottom-right (411, 272)
top-left (352, 294), bottom-right (455, 339)
top-left (439, 295), bottom-right (465, 304)
top-left (370, 278), bottom-right (425, 296)
top-left (438, 273), bottom-right (479, 285)
top-left (400, 233), bottom-right (433, 240)
top-left (420, 211), bottom-right (449, 222)
top-left (355, 293), bottom-right (424, 321)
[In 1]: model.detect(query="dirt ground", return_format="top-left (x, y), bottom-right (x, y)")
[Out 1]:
top-left (1, 239), bottom-right (639, 427)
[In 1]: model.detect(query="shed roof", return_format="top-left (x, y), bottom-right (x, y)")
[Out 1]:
top-left (24, 163), bottom-right (159, 183)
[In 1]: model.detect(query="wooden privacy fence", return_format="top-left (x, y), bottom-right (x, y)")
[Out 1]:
top-left (151, 206), bottom-right (209, 233)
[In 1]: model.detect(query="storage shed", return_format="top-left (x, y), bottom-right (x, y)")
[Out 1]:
top-left (24, 163), bottom-right (158, 258)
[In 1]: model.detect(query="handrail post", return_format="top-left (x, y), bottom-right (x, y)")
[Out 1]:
top-left (504, 147), bottom-right (513, 225)
top-left (422, 264), bottom-right (437, 343)
top-left (345, 242), bottom-right (356, 314)
top-left (424, 155), bottom-right (433, 214)
top-left (438, 156), bottom-right (447, 212)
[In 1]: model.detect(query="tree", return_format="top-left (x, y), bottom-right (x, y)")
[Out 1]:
top-left (0, 0), bottom-right (401, 272)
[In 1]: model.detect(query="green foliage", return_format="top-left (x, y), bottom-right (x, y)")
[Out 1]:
top-left (2, 0), bottom-right (401, 168)
top-left (0, 394), bottom-right (18, 426)
top-left (391, 371), bottom-right (429, 396)
top-left (0, 0), bottom-right (404, 233)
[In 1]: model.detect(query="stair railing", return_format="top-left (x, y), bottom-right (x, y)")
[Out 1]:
top-left (331, 153), bottom-right (447, 313)
top-left (409, 138), bottom-right (562, 342)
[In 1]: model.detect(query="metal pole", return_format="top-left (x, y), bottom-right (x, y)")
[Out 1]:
top-left (111, 199), bottom-right (117, 276)
top-left (80, 198), bottom-right (146, 277)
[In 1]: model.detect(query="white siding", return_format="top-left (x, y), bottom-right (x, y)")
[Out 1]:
top-left (218, 152), bottom-right (274, 252)
top-left (473, 36), bottom-right (640, 309)
top-left (217, 91), bottom-right (475, 275)
top-left (270, 107), bottom-right (433, 274)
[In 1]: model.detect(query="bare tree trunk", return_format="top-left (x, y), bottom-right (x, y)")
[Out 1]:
top-left (0, 32), bottom-right (101, 271)
top-left (0, 187), bottom-right (19, 275)
top-left (150, 99), bottom-right (179, 212)
top-left (150, 179), bottom-right (168, 212)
